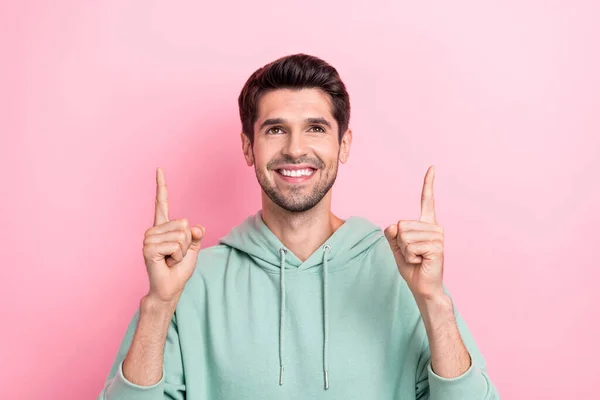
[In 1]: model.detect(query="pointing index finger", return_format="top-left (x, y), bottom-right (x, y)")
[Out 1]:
top-left (154, 167), bottom-right (169, 226)
top-left (419, 165), bottom-right (436, 224)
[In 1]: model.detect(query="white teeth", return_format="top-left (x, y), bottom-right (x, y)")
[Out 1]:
top-left (279, 168), bottom-right (314, 177)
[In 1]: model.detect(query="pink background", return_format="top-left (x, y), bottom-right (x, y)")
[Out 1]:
top-left (2, 0), bottom-right (599, 398)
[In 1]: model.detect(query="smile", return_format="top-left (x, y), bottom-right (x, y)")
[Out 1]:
top-left (277, 168), bottom-right (315, 177)
top-left (274, 167), bottom-right (317, 183)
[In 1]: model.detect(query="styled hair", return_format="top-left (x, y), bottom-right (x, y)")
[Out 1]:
top-left (238, 53), bottom-right (350, 144)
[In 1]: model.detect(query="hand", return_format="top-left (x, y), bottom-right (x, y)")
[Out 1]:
top-left (384, 166), bottom-right (445, 301)
top-left (142, 167), bottom-right (205, 305)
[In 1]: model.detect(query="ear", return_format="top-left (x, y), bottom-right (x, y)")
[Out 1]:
top-left (241, 132), bottom-right (254, 166)
top-left (338, 129), bottom-right (352, 164)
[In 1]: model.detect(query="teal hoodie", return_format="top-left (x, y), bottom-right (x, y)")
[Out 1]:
top-left (99, 211), bottom-right (499, 399)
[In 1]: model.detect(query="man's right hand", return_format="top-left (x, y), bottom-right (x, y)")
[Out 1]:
top-left (142, 167), bottom-right (205, 306)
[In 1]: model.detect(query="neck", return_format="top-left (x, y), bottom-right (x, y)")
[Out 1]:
top-left (260, 193), bottom-right (344, 262)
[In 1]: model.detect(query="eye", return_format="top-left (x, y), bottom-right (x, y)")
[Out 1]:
top-left (266, 127), bottom-right (284, 135)
top-left (308, 126), bottom-right (326, 133)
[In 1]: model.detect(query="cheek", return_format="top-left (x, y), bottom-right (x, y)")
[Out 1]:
top-left (251, 147), bottom-right (275, 169)
top-left (313, 143), bottom-right (340, 163)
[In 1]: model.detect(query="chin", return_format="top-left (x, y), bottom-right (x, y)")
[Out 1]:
top-left (277, 203), bottom-right (318, 213)
top-left (274, 194), bottom-right (324, 213)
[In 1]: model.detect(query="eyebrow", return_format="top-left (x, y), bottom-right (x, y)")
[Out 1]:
top-left (259, 117), bottom-right (332, 130)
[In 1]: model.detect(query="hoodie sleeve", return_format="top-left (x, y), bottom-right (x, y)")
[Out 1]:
top-left (97, 308), bottom-right (186, 400)
top-left (414, 296), bottom-right (500, 400)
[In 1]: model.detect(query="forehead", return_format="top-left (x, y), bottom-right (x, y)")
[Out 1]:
top-left (256, 88), bottom-right (335, 124)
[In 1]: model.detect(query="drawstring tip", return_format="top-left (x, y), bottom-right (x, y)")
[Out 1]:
top-left (324, 370), bottom-right (329, 390)
top-left (279, 365), bottom-right (284, 385)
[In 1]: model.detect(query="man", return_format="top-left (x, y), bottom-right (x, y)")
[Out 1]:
top-left (99, 54), bottom-right (499, 399)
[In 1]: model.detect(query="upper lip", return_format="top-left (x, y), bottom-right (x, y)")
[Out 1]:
top-left (274, 164), bottom-right (318, 171)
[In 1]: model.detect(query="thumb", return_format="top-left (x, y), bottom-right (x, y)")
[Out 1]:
top-left (384, 224), bottom-right (398, 243)
top-left (189, 225), bottom-right (205, 251)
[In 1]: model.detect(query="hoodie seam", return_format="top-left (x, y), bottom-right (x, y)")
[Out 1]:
top-left (259, 264), bottom-right (348, 275)
top-left (257, 235), bottom-right (385, 275)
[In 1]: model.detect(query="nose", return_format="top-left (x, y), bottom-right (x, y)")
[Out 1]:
top-left (281, 130), bottom-right (308, 159)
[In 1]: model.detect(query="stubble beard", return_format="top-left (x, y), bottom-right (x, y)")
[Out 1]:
top-left (255, 160), bottom-right (339, 213)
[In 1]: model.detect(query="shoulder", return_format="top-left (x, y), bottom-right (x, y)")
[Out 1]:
top-left (357, 235), bottom-right (397, 270)
top-left (179, 244), bottom-right (231, 300)
top-left (192, 243), bottom-right (232, 279)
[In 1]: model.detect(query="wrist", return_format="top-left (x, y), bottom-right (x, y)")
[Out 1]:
top-left (140, 293), bottom-right (178, 320)
top-left (414, 291), bottom-right (451, 308)
top-left (415, 293), bottom-right (454, 332)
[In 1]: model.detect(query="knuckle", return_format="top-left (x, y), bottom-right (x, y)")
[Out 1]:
top-left (180, 218), bottom-right (189, 228)
top-left (180, 239), bottom-right (188, 251)
top-left (156, 193), bottom-right (168, 202)
top-left (171, 244), bottom-right (181, 259)
top-left (143, 243), bottom-right (154, 255)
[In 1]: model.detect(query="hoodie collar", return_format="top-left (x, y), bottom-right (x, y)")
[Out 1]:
top-left (219, 210), bottom-right (383, 273)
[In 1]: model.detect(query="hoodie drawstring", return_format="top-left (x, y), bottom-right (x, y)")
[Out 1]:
top-left (322, 244), bottom-right (331, 390)
top-left (279, 248), bottom-right (287, 386)
top-left (278, 245), bottom-right (331, 390)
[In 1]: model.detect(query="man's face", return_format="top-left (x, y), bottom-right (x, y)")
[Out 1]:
top-left (242, 88), bottom-right (351, 213)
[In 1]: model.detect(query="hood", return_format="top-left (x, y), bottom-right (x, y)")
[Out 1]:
top-left (219, 210), bottom-right (383, 273)
top-left (218, 210), bottom-right (385, 390)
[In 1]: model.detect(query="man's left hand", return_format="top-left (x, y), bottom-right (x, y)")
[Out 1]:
top-left (384, 165), bottom-right (445, 301)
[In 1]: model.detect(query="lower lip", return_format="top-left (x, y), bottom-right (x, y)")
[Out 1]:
top-left (275, 170), bottom-right (316, 184)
